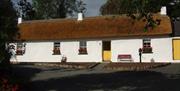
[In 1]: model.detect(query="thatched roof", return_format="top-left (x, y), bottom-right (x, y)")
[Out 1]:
top-left (17, 14), bottom-right (172, 41)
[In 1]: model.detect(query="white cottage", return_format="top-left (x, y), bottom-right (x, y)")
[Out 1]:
top-left (9, 14), bottom-right (180, 63)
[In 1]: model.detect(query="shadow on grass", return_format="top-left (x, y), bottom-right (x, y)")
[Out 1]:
top-left (24, 71), bottom-right (180, 91)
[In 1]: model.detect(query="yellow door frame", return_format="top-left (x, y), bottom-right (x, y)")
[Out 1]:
top-left (173, 39), bottom-right (180, 60)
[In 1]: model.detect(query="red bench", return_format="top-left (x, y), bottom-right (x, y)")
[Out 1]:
top-left (117, 54), bottom-right (133, 62)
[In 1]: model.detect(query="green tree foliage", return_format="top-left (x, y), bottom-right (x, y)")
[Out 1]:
top-left (0, 0), bottom-right (18, 65)
top-left (168, 1), bottom-right (180, 19)
top-left (101, 0), bottom-right (172, 16)
top-left (76, 0), bottom-right (86, 13)
top-left (32, 0), bottom-right (78, 19)
top-left (100, 0), bottom-right (179, 31)
top-left (18, 0), bottom-right (36, 20)
top-left (100, 0), bottom-right (180, 18)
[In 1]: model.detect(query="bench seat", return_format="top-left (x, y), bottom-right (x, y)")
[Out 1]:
top-left (117, 54), bottom-right (133, 62)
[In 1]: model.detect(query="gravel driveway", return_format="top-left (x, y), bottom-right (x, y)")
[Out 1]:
top-left (12, 63), bottom-right (180, 91)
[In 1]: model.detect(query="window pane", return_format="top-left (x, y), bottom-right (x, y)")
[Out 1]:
top-left (80, 41), bottom-right (86, 48)
top-left (54, 42), bottom-right (60, 47)
top-left (143, 39), bottom-right (151, 48)
top-left (17, 43), bottom-right (23, 48)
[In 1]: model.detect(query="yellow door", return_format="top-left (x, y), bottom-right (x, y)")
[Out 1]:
top-left (173, 40), bottom-right (180, 60)
top-left (103, 51), bottom-right (111, 61)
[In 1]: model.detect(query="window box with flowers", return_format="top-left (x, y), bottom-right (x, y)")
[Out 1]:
top-left (16, 49), bottom-right (24, 55)
top-left (78, 47), bottom-right (87, 55)
top-left (53, 47), bottom-right (61, 55)
top-left (142, 47), bottom-right (153, 53)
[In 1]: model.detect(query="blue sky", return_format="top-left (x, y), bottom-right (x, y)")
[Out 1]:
top-left (84, 0), bottom-right (107, 16)
top-left (12, 0), bottom-right (107, 17)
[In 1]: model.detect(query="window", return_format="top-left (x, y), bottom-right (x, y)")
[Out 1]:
top-left (142, 39), bottom-right (153, 53)
top-left (53, 42), bottom-right (61, 55)
top-left (16, 43), bottom-right (25, 55)
top-left (79, 41), bottom-right (87, 54)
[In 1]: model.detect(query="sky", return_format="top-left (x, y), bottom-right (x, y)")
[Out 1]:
top-left (12, 0), bottom-right (107, 17)
top-left (84, 0), bottom-right (107, 16)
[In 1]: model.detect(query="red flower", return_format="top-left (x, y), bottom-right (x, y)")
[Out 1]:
top-left (12, 84), bottom-right (19, 91)
top-left (2, 78), bottom-right (8, 84)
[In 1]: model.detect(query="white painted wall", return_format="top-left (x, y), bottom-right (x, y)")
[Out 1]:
top-left (10, 37), bottom-right (179, 63)
top-left (111, 38), bottom-right (173, 63)
top-left (111, 39), bottom-right (142, 62)
top-left (12, 41), bottom-right (102, 62)
top-left (148, 38), bottom-right (172, 62)
top-left (61, 41), bottom-right (102, 62)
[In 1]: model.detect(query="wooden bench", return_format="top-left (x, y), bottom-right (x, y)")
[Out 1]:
top-left (117, 54), bottom-right (133, 62)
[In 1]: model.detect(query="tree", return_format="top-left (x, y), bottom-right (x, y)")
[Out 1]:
top-left (100, 0), bottom-right (177, 31)
top-left (101, 0), bottom-right (172, 15)
top-left (76, 0), bottom-right (86, 13)
top-left (0, 0), bottom-right (18, 66)
top-left (17, 0), bottom-right (36, 20)
top-left (101, 0), bottom-right (180, 19)
top-left (167, 0), bottom-right (180, 21)
top-left (32, 0), bottom-right (78, 19)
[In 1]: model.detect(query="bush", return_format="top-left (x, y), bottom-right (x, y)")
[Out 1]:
top-left (0, 73), bottom-right (19, 91)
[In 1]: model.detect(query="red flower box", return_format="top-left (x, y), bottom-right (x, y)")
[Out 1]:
top-left (53, 47), bottom-right (61, 55)
top-left (142, 47), bottom-right (153, 53)
top-left (78, 47), bottom-right (87, 54)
